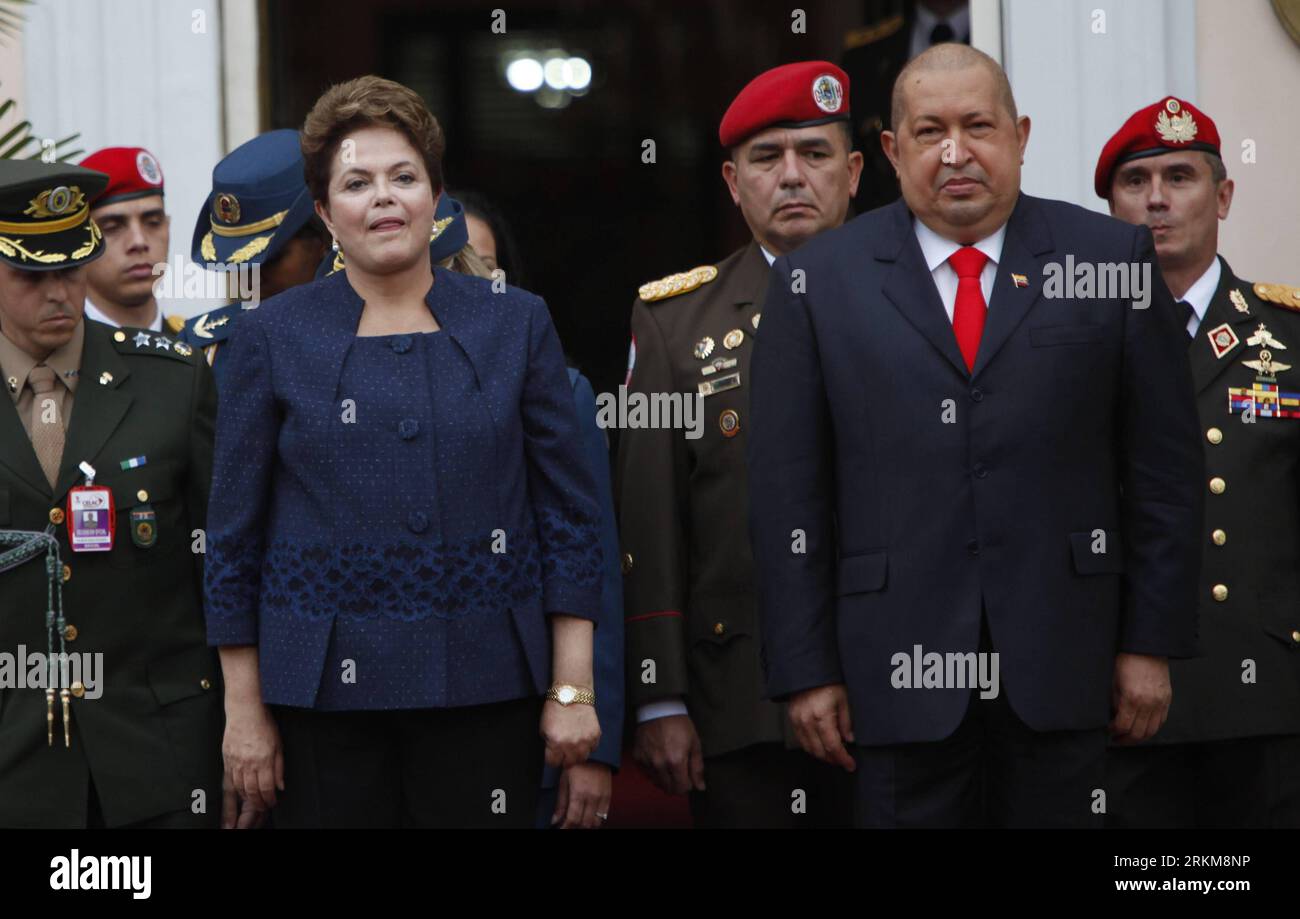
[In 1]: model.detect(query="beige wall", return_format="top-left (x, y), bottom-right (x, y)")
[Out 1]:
top-left (1, 28), bottom-right (26, 130)
top-left (1199, 0), bottom-right (1300, 284)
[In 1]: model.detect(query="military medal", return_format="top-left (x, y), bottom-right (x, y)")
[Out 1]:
top-left (700, 356), bottom-right (738, 377)
top-left (723, 329), bottom-right (745, 350)
top-left (751, 313), bottom-right (761, 331)
top-left (719, 409), bottom-right (740, 437)
top-left (131, 505), bottom-right (157, 549)
top-left (1228, 321), bottom-right (1299, 419)
top-left (698, 371), bottom-right (741, 398)
top-left (693, 336), bottom-right (715, 360)
top-left (1206, 323), bottom-right (1239, 359)
top-left (66, 462), bottom-right (114, 553)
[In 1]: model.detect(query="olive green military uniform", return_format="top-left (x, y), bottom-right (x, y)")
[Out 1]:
top-left (616, 242), bottom-right (849, 826)
top-left (1108, 262), bottom-right (1300, 827)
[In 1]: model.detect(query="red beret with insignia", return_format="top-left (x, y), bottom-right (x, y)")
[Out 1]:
top-left (80, 146), bottom-right (165, 208)
top-left (1094, 96), bottom-right (1221, 198)
top-left (719, 61), bottom-right (851, 148)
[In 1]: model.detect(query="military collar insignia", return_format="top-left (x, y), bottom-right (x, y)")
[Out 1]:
top-left (1229, 289), bottom-right (1249, 314)
top-left (1155, 98), bottom-right (1198, 145)
top-left (1206, 322), bottom-right (1239, 359)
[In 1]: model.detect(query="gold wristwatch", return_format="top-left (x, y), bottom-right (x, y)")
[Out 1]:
top-left (546, 684), bottom-right (596, 706)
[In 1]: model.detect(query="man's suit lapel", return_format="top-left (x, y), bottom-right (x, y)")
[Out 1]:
top-left (53, 323), bottom-right (132, 502)
top-left (0, 394), bottom-right (51, 498)
top-left (971, 194), bottom-right (1052, 379)
top-left (878, 199), bottom-right (969, 379)
top-left (1189, 257), bottom-right (1256, 394)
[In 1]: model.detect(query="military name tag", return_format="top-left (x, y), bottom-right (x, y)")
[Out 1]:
top-left (698, 371), bottom-right (741, 398)
top-left (67, 486), bottom-right (115, 553)
top-left (131, 505), bottom-right (158, 548)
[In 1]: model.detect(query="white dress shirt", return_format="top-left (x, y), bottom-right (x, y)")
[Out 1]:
top-left (910, 5), bottom-right (972, 60)
top-left (1178, 257), bottom-right (1222, 338)
top-left (84, 298), bottom-right (163, 332)
top-left (913, 217), bottom-right (1006, 322)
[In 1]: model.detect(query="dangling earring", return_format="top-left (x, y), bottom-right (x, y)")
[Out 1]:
top-left (331, 235), bottom-right (339, 252)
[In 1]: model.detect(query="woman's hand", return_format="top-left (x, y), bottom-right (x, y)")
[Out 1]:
top-left (541, 699), bottom-right (600, 769)
top-left (552, 762), bottom-right (612, 828)
top-left (222, 698), bottom-right (284, 817)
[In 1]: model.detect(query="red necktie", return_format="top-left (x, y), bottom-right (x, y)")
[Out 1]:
top-left (949, 245), bottom-right (989, 372)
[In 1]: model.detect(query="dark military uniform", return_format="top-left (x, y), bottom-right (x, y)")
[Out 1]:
top-left (1108, 261), bottom-right (1300, 827)
top-left (841, 11), bottom-right (909, 214)
top-left (616, 243), bottom-right (849, 827)
top-left (0, 320), bottom-right (222, 828)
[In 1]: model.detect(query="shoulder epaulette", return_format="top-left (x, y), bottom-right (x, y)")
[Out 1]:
top-left (638, 265), bottom-right (718, 303)
top-left (164, 313), bottom-right (186, 335)
top-left (181, 303), bottom-right (242, 346)
top-left (844, 14), bottom-right (904, 50)
top-left (1254, 282), bottom-right (1300, 313)
top-left (110, 327), bottom-right (198, 362)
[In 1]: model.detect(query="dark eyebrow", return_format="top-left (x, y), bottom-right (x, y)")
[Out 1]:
top-left (747, 142), bottom-right (783, 156)
top-left (795, 137), bottom-right (833, 151)
top-left (140, 208), bottom-right (166, 220)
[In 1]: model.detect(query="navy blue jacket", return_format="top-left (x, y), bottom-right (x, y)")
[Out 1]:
top-left (204, 268), bottom-right (604, 709)
top-left (748, 193), bottom-right (1205, 745)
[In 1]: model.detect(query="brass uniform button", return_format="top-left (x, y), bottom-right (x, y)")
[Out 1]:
top-left (1209, 477), bottom-right (1226, 495)
top-left (200, 678), bottom-right (212, 690)
top-left (1212, 584), bottom-right (1229, 602)
top-left (136, 489), bottom-right (149, 503)
top-left (713, 622), bottom-right (725, 636)
top-left (63, 625), bottom-right (78, 641)
top-left (1292, 630), bottom-right (1300, 644)
top-left (70, 681), bottom-right (85, 698)
top-left (1206, 427), bottom-right (1223, 445)
top-left (1211, 529), bottom-right (1226, 546)
top-left (621, 552), bottom-right (633, 575)
top-left (49, 507), bottom-right (65, 525)
top-left (113, 330), bottom-right (126, 343)
top-left (99, 371), bottom-right (113, 386)
top-left (62, 564), bottom-right (71, 583)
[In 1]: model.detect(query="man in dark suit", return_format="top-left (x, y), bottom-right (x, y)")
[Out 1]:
top-left (0, 160), bottom-right (225, 828)
top-left (616, 61), bottom-right (861, 826)
top-left (1100, 97), bottom-right (1300, 828)
top-left (747, 44), bottom-right (1205, 827)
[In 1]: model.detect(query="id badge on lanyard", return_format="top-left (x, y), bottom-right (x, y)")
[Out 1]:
top-left (66, 461), bottom-right (114, 553)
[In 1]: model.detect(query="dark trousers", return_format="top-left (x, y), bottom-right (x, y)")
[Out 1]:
top-left (851, 618), bottom-right (1106, 828)
top-left (689, 743), bottom-right (853, 828)
top-left (273, 697), bottom-right (544, 828)
top-left (1106, 734), bottom-right (1300, 828)
top-left (87, 781), bottom-right (217, 829)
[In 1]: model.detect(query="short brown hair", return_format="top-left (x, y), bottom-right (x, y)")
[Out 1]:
top-left (301, 75), bottom-right (445, 203)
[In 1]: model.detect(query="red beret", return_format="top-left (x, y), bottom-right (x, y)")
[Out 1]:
top-left (1094, 96), bottom-right (1220, 198)
top-left (719, 61), bottom-right (851, 148)
top-left (79, 146), bottom-right (165, 208)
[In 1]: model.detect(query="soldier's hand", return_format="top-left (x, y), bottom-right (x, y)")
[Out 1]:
top-left (221, 770), bottom-right (268, 830)
top-left (788, 684), bottom-right (856, 772)
top-left (633, 714), bottom-right (705, 796)
top-left (223, 700), bottom-right (285, 812)
top-left (1110, 652), bottom-right (1172, 744)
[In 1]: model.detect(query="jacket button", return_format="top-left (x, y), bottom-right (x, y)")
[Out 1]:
top-left (398, 418), bottom-right (420, 440)
top-left (391, 335), bottom-right (413, 354)
top-left (1292, 630), bottom-right (1300, 644)
top-left (63, 625), bottom-right (78, 641)
top-left (970, 388), bottom-right (983, 402)
top-left (407, 511), bottom-right (429, 534)
top-left (137, 489), bottom-right (149, 503)
top-left (1211, 529), bottom-right (1226, 546)
top-left (620, 552), bottom-right (633, 574)
top-left (1209, 477), bottom-right (1226, 495)
top-left (1212, 584), bottom-right (1228, 602)
top-left (200, 678), bottom-right (212, 690)
top-left (1206, 427), bottom-right (1223, 445)
top-left (713, 622), bottom-right (725, 636)
top-left (966, 539), bottom-right (980, 556)
top-left (70, 681), bottom-right (85, 698)
top-left (49, 507), bottom-right (64, 525)
top-left (973, 463), bottom-right (988, 479)
top-left (62, 564), bottom-right (71, 583)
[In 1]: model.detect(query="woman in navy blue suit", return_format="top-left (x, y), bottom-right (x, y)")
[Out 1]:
top-left (204, 76), bottom-right (604, 828)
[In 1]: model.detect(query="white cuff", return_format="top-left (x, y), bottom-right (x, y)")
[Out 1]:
top-left (636, 699), bottom-right (689, 723)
